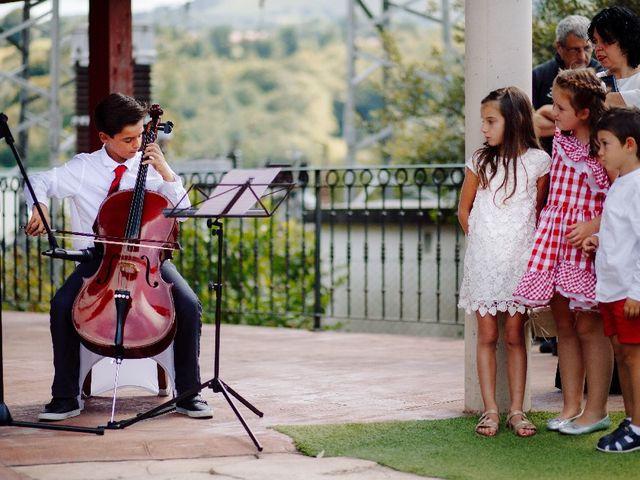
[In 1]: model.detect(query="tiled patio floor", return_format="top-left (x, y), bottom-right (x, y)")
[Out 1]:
top-left (0, 311), bottom-right (622, 479)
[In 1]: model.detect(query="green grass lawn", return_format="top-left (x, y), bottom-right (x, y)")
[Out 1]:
top-left (275, 412), bottom-right (637, 480)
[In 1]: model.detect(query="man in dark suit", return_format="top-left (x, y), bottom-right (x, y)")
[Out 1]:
top-left (533, 15), bottom-right (603, 155)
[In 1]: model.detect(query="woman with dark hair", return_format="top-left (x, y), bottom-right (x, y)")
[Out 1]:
top-left (589, 6), bottom-right (640, 107)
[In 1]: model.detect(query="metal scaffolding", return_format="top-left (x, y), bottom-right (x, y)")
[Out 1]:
top-left (344, 0), bottom-right (453, 165)
top-left (0, 0), bottom-right (63, 166)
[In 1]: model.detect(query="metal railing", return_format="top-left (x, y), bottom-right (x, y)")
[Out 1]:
top-left (0, 164), bottom-right (465, 331)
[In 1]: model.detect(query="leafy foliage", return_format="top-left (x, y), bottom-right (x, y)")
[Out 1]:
top-left (10, 2), bottom-right (640, 170)
top-left (279, 27), bottom-right (299, 56)
top-left (0, 17), bottom-right (348, 169)
top-left (357, 9), bottom-right (465, 165)
top-left (1, 228), bottom-right (67, 313)
top-left (150, 22), bottom-right (346, 167)
top-left (369, 0), bottom-right (640, 166)
top-left (2, 212), bottom-right (329, 328)
top-left (209, 26), bottom-right (233, 58)
top-left (173, 216), bottom-right (329, 329)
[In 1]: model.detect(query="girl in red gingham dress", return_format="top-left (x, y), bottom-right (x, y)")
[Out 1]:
top-left (514, 69), bottom-right (614, 435)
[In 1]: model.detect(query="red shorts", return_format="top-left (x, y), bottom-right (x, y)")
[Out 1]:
top-left (599, 299), bottom-right (640, 344)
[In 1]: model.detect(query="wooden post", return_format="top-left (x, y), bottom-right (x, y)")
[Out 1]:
top-left (88, 0), bottom-right (133, 151)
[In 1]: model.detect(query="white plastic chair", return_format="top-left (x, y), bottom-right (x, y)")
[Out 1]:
top-left (78, 343), bottom-right (175, 401)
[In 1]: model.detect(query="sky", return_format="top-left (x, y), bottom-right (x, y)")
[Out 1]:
top-left (0, 0), bottom-right (190, 18)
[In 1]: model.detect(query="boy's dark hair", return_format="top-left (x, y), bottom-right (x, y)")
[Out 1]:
top-left (94, 93), bottom-right (148, 137)
top-left (588, 6), bottom-right (640, 69)
top-left (596, 106), bottom-right (640, 159)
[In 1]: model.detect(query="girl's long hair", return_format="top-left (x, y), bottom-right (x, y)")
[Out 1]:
top-left (474, 86), bottom-right (540, 202)
top-left (553, 68), bottom-right (607, 155)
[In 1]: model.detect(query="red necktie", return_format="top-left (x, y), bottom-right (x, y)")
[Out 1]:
top-left (107, 164), bottom-right (127, 196)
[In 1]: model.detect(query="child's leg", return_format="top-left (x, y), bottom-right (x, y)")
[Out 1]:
top-left (574, 311), bottom-right (613, 425)
top-left (619, 343), bottom-right (640, 425)
top-left (611, 336), bottom-right (633, 417)
top-left (476, 311), bottom-right (499, 434)
top-left (595, 304), bottom-right (640, 451)
top-left (550, 294), bottom-right (584, 418)
top-left (504, 312), bottom-right (527, 412)
top-left (504, 312), bottom-right (536, 436)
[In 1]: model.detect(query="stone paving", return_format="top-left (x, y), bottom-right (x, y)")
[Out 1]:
top-left (0, 311), bottom-right (622, 479)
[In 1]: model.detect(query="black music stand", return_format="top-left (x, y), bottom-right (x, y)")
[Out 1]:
top-left (106, 169), bottom-right (293, 451)
top-left (0, 113), bottom-right (104, 435)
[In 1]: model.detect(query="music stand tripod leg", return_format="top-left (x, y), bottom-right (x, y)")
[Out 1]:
top-left (213, 377), bottom-right (263, 451)
top-left (202, 220), bottom-right (264, 451)
top-left (216, 379), bottom-right (263, 417)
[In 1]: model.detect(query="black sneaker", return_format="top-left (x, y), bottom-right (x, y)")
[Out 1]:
top-left (38, 397), bottom-right (82, 421)
top-left (597, 424), bottom-right (640, 453)
top-left (176, 394), bottom-right (213, 419)
top-left (597, 418), bottom-right (632, 450)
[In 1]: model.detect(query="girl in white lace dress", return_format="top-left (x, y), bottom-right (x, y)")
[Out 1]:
top-left (458, 87), bottom-right (550, 437)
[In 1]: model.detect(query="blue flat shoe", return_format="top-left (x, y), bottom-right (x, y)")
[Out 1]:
top-left (559, 416), bottom-right (611, 435)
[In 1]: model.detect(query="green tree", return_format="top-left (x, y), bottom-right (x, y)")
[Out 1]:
top-left (365, 0), bottom-right (640, 166)
top-left (209, 25), bottom-right (232, 58)
top-left (253, 38), bottom-right (274, 59)
top-left (362, 27), bottom-right (464, 165)
top-left (177, 36), bottom-right (207, 58)
top-left (0, 8), bottom-right (25, 45)
top-left (279, 27), bottom-right (299, 56)
top-left (239, 67), bottom-right (279, 92)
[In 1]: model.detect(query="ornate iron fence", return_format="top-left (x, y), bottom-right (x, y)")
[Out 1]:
top-left (0, 164), bottom-right (465, 332)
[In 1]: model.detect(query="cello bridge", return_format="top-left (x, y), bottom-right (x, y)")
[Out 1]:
top-left (118, 261), bottom-right (139, 275)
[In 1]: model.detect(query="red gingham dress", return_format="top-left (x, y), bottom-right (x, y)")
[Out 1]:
top-left (514, 130), bottom-right (609, 310)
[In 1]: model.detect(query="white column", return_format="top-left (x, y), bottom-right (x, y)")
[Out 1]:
top-left (463, 0), bottom-right (533, 413)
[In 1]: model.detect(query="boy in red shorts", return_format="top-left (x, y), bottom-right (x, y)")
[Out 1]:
top-left (584, 106), bottom-right (640, 453)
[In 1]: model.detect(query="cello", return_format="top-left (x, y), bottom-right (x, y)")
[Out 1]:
top-left (72, 104), bottom-right (179, 360)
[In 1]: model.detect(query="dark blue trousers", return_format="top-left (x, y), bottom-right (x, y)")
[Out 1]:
top-left (49, 257), bottom-right (202, 398)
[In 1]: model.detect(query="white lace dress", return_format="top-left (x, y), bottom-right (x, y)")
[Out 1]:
top-left (458, 148), bottom-right (551, 316)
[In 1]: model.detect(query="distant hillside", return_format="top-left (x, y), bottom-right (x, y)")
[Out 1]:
top-left (136, 0), bottom-right (347, 28)
top-left (151, 21), bottom-right (349, 167)
top-left (0, 1), bottom-right (453, 170)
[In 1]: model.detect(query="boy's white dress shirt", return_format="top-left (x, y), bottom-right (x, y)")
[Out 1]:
top-left (24, 146), bottom-right (190, 250)
top-left (595, 168), bottom-right (640, 302)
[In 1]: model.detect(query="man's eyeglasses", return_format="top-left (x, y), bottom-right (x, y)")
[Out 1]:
top-left (561, 45), bottom-right (593, 55)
